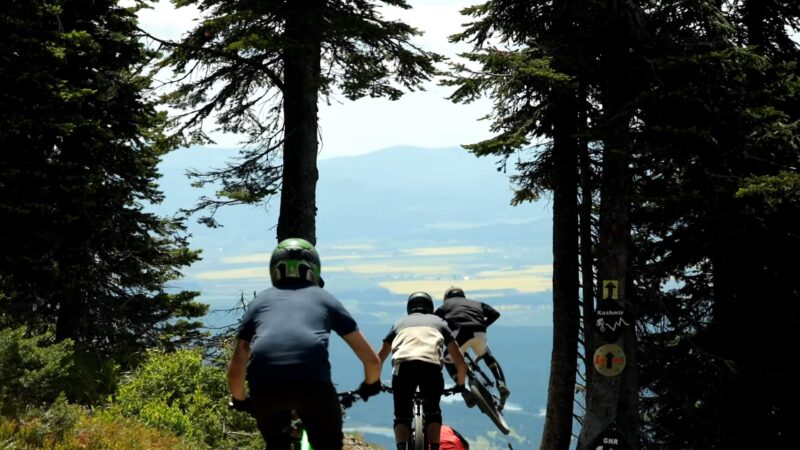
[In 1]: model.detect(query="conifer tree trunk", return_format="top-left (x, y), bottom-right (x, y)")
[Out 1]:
top-left (540, 87), bottom-right (581, 450)
top-left (578, 16), bottom-right (639, 446)
top-left (578, 81), bottom-right (595, 392)
top-left (278, 1), bottom-right (322, 244)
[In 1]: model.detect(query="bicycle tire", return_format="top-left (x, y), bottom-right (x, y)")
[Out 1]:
top-left (413, 412), bottom-right (425, 450)
top-left (469, 379), bottom-right (510, 434)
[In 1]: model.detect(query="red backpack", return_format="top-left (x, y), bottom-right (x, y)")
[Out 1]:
top-left (439, 425), bottom-right (469, 450)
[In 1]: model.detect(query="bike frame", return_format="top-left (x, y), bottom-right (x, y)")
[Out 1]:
top-left (464, 351), bottom-right (510, 435)
top-left (256, 389), bottom-right (362, 450)
top-left (386, 385), bottom-right (457, 450)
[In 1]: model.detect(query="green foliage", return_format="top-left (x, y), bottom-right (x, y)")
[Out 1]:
top-left (626, 1), bottom-right (800, 448)
top-left (0, 400), bottom-right (206, 449)
top-left (736, 171), bottom-right (800, 210)
top-left (112, 349), bottom-right (260, 449)
top-left (0, 327), bottom-right (73, 416)
top-left (449, 0), bottom-right (800, 448)
top-left (0, 0), bottom-right (207, 397)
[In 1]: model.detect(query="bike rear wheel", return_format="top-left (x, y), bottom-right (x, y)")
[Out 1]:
top-left (469, 378), bottom-right (510, 434)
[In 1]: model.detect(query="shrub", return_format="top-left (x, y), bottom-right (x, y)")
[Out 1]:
top-left (0, 327), bottom-right (73, 416)
top-left (0, 402), bottom-right (206, 449)
top-left (112, 348), bottom-right (260, 448)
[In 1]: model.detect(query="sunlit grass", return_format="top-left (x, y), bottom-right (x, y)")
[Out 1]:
top-left (477, 265), bottom-right (552, 277)
top-left (328, 243), bottom-right (377, 251)
top-left (378, 275), bottom-right (551, 296)
top-left (221, 253), bottom-right (269, 264)
top-left (400, 246), bottom-right (494, 256)
top-left (195, 267), bottom-right (267, 280)
top-left (334, 263), bottom-right (452, 275)
top-left (221, 253), bottom-right (367, 265)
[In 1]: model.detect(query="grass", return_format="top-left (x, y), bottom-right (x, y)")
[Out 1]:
top-left (1, 408), bottom-right (381, 450)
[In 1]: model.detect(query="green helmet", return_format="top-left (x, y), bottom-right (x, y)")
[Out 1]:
top-left (269, 238), bottom-right (322, 287)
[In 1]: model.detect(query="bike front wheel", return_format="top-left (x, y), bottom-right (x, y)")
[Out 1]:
top-left (469, 379), bottom-right (510, 434)
top-left (413, 412), bottom-right (425, 450)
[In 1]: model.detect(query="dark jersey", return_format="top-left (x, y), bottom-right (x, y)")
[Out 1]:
top-left (434, 296), bottom-right (500, 341)
top-left (383, 313), bottom-right (454, 369)
top-left (237, 282), bottom-right (357, 391)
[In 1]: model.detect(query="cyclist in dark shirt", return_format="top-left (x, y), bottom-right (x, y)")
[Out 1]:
top-left (227, 238), bottom-right (381, 450)
top-left (378, 292), bottom-right (467, 450)
top-left (434, 286), bottom-right (510, 402)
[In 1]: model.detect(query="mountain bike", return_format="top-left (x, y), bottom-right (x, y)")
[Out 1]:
top-left (382, 384), bottom-right (459, 450)
top-left (227, 389), bottom-right (365, 450)
top-left (464, 351), bottom-right (510, 434)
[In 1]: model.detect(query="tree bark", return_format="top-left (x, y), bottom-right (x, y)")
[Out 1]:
top-left (539, 87), bottom-right (581, 450)
top-left (278, 1), bottom-right (323, 244)
top-left (578, 114), bottom-right (638, 449)
top-left (578, 3), bottom-right (639, 446)
top-left (578, 80), bottom-right (595, 391)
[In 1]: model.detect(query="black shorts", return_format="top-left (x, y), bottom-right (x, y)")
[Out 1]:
top-left (392, 360), bottom-right (444, 427)
top-left (250, 382), bottom-right (343, 450)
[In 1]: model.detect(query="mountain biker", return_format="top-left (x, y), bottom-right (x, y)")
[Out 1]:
top-left (439, 424), bottom-right (470, 450)
top-left (435, 286), bottom-right (510, 402)
top-left (378, 292), bottom-right (468, 450)
top-left (227, 238), bottom-right (382, 450)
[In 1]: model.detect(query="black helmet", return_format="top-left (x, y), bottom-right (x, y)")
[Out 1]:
top-left (269, 238), bottom-right (323, 287)
top-left (407, 292), bottom-right (434, 314)
top-left (444, 286), bottom-right (465, 300)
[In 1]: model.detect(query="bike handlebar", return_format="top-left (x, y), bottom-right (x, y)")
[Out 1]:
top-left (337, 389), bottom-right (362, 409)
top-left (229, 382), bottom-right (466, 412)
top-left (379, 383), bottom-right (464, 396)
top-left (227, 388), bottom-right (369, 412)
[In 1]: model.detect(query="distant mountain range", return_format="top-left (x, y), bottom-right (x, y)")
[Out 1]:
top-left (154, 145), bottom-right (555, 449)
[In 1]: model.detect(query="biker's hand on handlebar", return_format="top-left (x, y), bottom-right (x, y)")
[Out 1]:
top-left (452, 384), bottom-right (467, 394)
top-left (229, 396), bottom-right (252, 413)
top-left (357, 380), bottom-right (382, 401)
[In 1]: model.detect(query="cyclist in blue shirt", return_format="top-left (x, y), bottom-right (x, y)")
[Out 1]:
top-left (227, 238), bottom-right (381, 450)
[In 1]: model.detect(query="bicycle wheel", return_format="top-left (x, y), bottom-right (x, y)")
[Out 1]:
top-left (469, 379), bottom-right (510, 434)
top-left (413, 412), bottom-right (425, 450)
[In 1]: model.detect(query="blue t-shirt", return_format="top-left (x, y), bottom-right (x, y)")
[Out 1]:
top-left (236, 282), bottom-right (357, 390)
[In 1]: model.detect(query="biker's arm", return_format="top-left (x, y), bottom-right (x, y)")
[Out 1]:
top-left (378, 340), bottom-right (392, 365)
top-left (227, 339), bottom-right (250, 400)
top-left (482, 302), bottom-right (501, 327)
top-left (342, 330), bottom-right (381, 384)
top-left (447, 340), bottom-right (468, 386)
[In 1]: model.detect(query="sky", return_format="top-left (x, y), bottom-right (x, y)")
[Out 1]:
top-left (135, 0), bottom-right (494, 159)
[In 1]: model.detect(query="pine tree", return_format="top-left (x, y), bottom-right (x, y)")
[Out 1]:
top-left (0, 0), bottom-right (206, 400)
top-left (447, 1), bottom-right (596, 447)
top-left (630, 1), bottom-right (800, 447)
top-left (160, 0), bottom-right (440, 243)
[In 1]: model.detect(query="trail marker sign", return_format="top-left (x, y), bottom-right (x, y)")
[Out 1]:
top-left (602, 279), bottom-right (619, 300)
top-left (588, 423), bottom-right (632, 450)
top-left (593, 343), bottom-right (626, 377)
top-left (594, 299), bottom-right (631, 342)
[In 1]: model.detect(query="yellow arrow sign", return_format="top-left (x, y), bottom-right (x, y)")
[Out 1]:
top-left (602, 279), bottom-right (619, 300)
